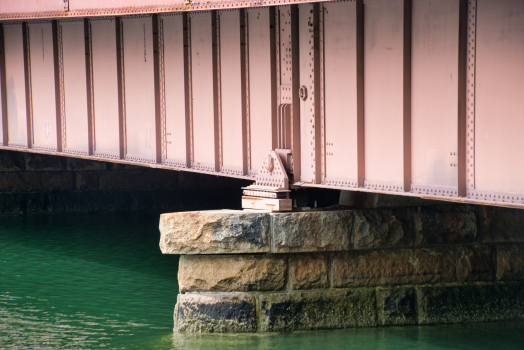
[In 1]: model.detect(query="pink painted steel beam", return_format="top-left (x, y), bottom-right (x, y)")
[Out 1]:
top-left (0, 0), bottom-right (336, 21)
top-left (0, 1), bottom-right (523, 210)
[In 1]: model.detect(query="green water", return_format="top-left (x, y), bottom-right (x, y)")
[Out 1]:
top-left (1, 213), bottom-right (523, 350)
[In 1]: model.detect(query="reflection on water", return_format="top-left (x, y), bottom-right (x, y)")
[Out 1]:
top-left (1, 213), bottom-right (523, 349)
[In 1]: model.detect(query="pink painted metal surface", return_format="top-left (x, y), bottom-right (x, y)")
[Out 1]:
top-left (473, 0), bottom-right (524, 194)
top-left (411, 0), bottom-right (460, 196)
top-left (90, 18), bottom-right (120, 159)
top-left (3, 23), bottom-right (28, 148)
top-left (363, 0), bottom-right (404, 190)
top-left (247, 8), bottom-right (275, 175)
top-left (0, 1), bottom-right (65, 14)
top-left (190, 11), bottom-right (217, 172)
top-left (60, 19), bottom-right (89, 155)
top-left (0, 0), bottom-right (336, 20)
top-left (2, 1), bottom-right (524, 209)
top-left (218, 10), bottom-right (244, 176)
top-left (298, 3), bottom-right (315, 184)
top-left (161, 13), bottom-right (188, 168)
top-left (123, 16), bottom-right (157, 163)
top-left (322, 1), bottom-right (359, 188)
top-left (28, 22), bottom-right (58, 152)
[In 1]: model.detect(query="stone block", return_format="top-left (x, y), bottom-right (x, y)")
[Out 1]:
top-left (67, 157), bottom-right (107, 171)
top-left (99, 169), bottom-right (178, 190)
top-left (459, 245), bottom-right (495, 282)
top-left (497, 245), bottom-right (524, 281)
top-left (417, 283), bottom-right (496, 324)
top-left (0, 192), bottom-right (47, 215)
top-left (74, 171), bottom-right (100, 191)
top-left (159, 210), bottom-right (270, 254)
top-left (174, 293), bottom-right (256, 333)
top-left (490, 282), bottom-right (524, 321)
top-left (290, 253), bottom-right (329, 290)
top-left (259, 289), bottom-right (377, 332)
top-left (412, 247), bottom-right (457, 283)
top-left (481, 206), bottom-right (524, 242)
top-left (271, 210), bottom-right (352, 253)
top-left (377, 287), bottom-right (417, 326)
top-left (0, 172), bottom-right (74, 192)
top-left (25, 153), bottom-right (66, 171)
top-left (414, 206), bottom-right (478, 245)
top-left (0, 150), bottom-right (25, 171)
top-left (178, 254), bottom-right (286, 292)
top-left (353, 209), bottom-right (413, 249)
top-left (333, 248), bottom-right (456, 288)
top-left (106, 162), bottom-right (141, 170)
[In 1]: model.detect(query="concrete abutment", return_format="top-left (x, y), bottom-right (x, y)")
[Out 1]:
top-left (159, 206), bottom-right (524, 333)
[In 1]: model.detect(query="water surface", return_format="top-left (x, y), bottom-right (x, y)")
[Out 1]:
top-left (1, 213), bottom-right (523, 349)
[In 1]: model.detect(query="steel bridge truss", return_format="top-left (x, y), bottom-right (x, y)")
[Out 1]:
top-left (0, 0), bottom-right (523, 208)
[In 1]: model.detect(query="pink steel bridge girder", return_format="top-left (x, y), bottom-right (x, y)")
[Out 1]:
top-left (0, 0), bottom-right (524, 209)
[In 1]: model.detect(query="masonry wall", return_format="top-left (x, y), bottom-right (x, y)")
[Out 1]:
top-left (160, 206), bottom-right (524, 332)
top-left (0, 150), bottom-right (251, 215)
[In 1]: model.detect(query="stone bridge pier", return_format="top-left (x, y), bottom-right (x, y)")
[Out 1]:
top-left (159, 205), bottom-right (524, 333)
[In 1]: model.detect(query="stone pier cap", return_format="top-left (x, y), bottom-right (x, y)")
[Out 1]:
top-left (159, 209), bottom-right (352, 254)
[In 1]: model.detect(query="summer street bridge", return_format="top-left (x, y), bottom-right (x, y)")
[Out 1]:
top-left (1, 0), bottom-right (524, 333)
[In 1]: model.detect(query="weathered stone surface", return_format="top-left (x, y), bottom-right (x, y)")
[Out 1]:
top-left (67, 157), bottom-right (107, 171)
top-left (417, 284), bottom-right (493, 324)
top-left (353, 209), bottom-right (413, 249)
top-left (25, 153), bottom-right (66, 171)
top-left (100, 169), bottom-right (178, 190)
top-left (179, 254), bottom-right (286, 292)
top-left (0, 151), bottom-right (25, 171)
top-left (333, 248), bottom-right (456, 287)
top-left (377, 287), bottom-right (417, 326)
top-left (413, 248), bottom-right (457, 283)
top-left (271, 210), bottom-right (352, 253)
top-left (75, 171), bottom-right (100, 191)
top-left (490, 282), bottom-right (524, 321)
top-left (459, 245), bottom-right (495, 281)
top-left (106, 162), bottom-right (141, 170)
top-left (416, 282), bottom-right (524, 324)
top-left (291, 253), bottom-right (329, 290)
top-left (174, 293), bottom-right (256, 333)
top-left (414, 206), bottom-right (477, 245)
top-left (481, 206), bottom-right (524, 242)
top-left (497, 245), bottom-right (524, 280)
top-left (159, 210), bottom-right (270, 254)
top-left (0, 172), bottom-right (75, 192)
top-left (259, 289), bottom-right (377, 332)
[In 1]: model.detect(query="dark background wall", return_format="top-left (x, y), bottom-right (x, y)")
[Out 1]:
top-left (0, 150), bottom-right (252, 215)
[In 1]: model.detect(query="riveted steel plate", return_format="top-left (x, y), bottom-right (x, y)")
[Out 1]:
top-left (411, 0), bottom-right (459, 189)
top-left (123, 16), bottom-right (156, 163)
top-left (0, 0), bottom-right (339, 21)
top-left (162, 14), bottom-right (187, 166)
top-left (363, 0), bottom-right (404, 186)
top-left (28, 22), bottom-right (58, 151)
top-left (190, 12), bottom-right (216, 171)
top-left (90, 19), bottom-right (120, 158)
top-left (474, 0), bottom-right (524, 194)
top-left (3, 23), bottom-right (28, 148)
top-left (247, 8), bottom-right (273, 175)
top-left (219, 10), bottom-right (244, 174)
top-left (61, 20), bottom-right (89, 155)
top-left (299, 3), bottom-right (315, 183)
top-left (322, 2), bottom-right (358, 186)
top-left (0, 0), bottom-right (66, 14)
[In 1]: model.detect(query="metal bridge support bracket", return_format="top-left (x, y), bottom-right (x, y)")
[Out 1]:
top-left (242, 150), bottom-right (292, 211)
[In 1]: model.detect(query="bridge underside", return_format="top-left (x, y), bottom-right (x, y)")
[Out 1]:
top-left (0, 0), bottom-right (523, 208)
